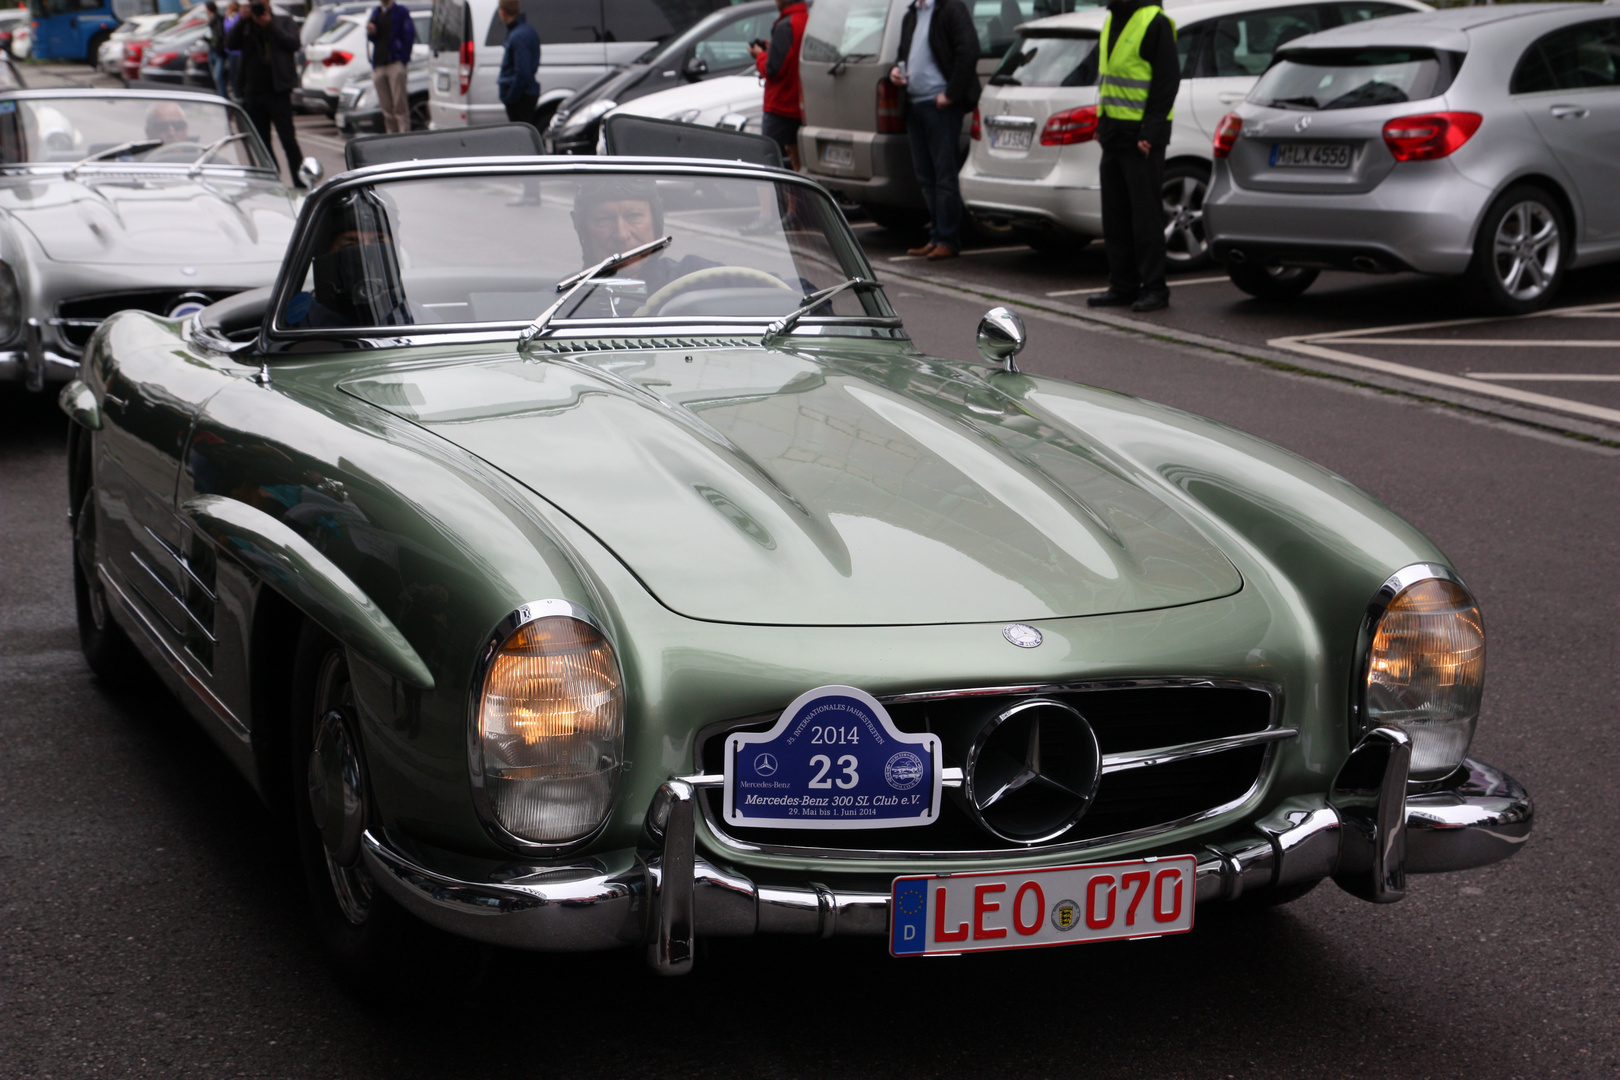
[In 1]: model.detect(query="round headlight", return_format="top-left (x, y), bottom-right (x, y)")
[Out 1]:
top-left (1359, 569), bottom-right (1484, 781)
top-left (473, 606), bottom-right (624, 845)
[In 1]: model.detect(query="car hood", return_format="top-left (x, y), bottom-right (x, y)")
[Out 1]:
top-left (341, 346), bottom-right (1243, 626)
top-left (0, 172), bottom-right (299, 266)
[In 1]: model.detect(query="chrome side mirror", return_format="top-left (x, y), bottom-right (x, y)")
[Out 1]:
top-left (297, 156), bottom-right (324, 190)
top-left (976, 306), bottom-right (1027, 373)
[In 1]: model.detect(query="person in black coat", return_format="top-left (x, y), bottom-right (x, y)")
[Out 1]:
top-left (891, 0), bottom-right (980, 259)
top-left (226, 2), bottom-right (306, 185)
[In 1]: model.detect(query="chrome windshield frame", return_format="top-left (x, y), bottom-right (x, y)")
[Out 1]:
top-left (259, 156), bottom-right (891, 354)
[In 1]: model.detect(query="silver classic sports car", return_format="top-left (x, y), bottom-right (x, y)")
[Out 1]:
top-left (0, 89), bottom-right (309, 392)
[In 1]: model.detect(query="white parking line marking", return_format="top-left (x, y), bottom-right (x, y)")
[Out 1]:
top-left (1467, 373), bottom-right (1620, 382)
top-left (888, 245), bottom-right (1030, 261)
top-left (1046, 276), bottom-right (1230, 297)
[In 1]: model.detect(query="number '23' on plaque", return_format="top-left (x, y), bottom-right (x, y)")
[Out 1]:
top-left (723, 685), bottom-right (942, 830)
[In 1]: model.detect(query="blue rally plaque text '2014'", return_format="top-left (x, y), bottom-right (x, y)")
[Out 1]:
top-left (723, 685), bottom-right (942, 830)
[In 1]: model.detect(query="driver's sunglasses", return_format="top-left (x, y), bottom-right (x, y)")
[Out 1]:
top-left (148, 120), bottom-right (187, 135)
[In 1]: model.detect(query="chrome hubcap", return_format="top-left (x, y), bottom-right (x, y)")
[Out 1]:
top-left (1161, 174), bottom-right (1208, 264)
top-left (309, 651), bottom-right (373, 926)
top-left (1493, 200), bottom-right (1559, 301)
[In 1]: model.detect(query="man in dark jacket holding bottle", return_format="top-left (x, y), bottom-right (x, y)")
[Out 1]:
top-left (227, 1), bottom-right (305, 185)
top-left (496, 0), bottom-right (541, 127)
top-left (1086, 0), bottom-right (1179, 312)
top-left (890, 0), bottom-right (979, 260)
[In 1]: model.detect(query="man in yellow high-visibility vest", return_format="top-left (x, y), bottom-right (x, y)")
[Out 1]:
top-left (1086, 0), bottom-right (1180, 313)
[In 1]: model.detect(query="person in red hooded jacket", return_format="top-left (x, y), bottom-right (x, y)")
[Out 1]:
top-left (749, 0), bottom-right (809, 169)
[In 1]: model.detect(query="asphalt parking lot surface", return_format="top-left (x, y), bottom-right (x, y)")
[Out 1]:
top-left (4, 59), bottom-right (1619, 1080)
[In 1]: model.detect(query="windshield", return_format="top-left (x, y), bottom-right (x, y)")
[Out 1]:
top-left (278, 170), bottom-right (889, 333)
top-left (802, 0), bottom-right (890, 63)
top-left (0, 96), bottom-right (272, 168)
top-left (1252, 48), bottom-right (1462, 110)
top-left (992, 31), bottom-right (1099, 86)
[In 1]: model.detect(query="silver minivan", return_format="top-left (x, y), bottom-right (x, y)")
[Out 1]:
top-left (426, 0), bottom-right (734, 131)
top-left (799, 0), bottom-right (1081, 229)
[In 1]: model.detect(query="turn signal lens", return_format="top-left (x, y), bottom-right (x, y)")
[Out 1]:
top-left (1381, 111), bottom-right (1482, 162)
top-left (477, 615), bottom-right (624, 843)
top-left (1040, 105), bottom-right (1097, 146)
top-left (1364, 577), bottom-right (1484, 780)
top-left (970, 107), bottom-right (980, 141)
top-left (1213, 112), bottom-right (1242, 158)
top-left (458, 38), bottom-right (475, 95)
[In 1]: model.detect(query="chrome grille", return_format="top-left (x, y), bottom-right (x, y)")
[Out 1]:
top-left (696, 680), bottom-right (1285, 859)
top-left (55, 289), bottom-right (235, 350)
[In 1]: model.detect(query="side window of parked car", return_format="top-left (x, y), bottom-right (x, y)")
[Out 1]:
top-left (430, 0), bottom-right (469, 53)
top-left (1209, 5), bottom-right (1323, 78)
top-left (1334, 2), bottom-right (1414, 26)
top-left (1176, 20), bottom-right (1208, 77)
top-left (487, 0), bottom-right (603, 46)
top-left (1511, 19), bottom-right (1620, 94)
top-left (694, 11), bottom-right (776, 71)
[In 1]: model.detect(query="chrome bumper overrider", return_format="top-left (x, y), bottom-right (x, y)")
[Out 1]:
top-left (361, 729), bottom-right (1531, 976)
top-left (0, 322), bottom-right (77, 390)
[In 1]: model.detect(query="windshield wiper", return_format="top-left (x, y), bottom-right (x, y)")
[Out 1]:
top-left (828, 51), bottom-right (873, 75)
top-left (187, 132), bottom-right (250, 177)
top-left (67, 139), bottom-right (162, 177)
top-left (1266, 96), bottom-right (1320, 110)
top-left (518, 234), bottom-right (673, 347)
top-left (762, 277), bottom-right (882, 345)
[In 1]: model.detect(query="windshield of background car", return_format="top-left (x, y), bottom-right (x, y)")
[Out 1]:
top-left (277, 171), bottom-right (889, 333)
top-left (801, 0), bottom-right (888, 63)
top-left (1252, 48), bottom-right (1462, 110)
top-left (991, 31), bottom-right (1098, 86)
top-left (0, 96), bottom-right (272, 167)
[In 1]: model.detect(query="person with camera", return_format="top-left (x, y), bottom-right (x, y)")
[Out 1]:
top-left (227, 0), bottom-right (306, 184)
top-left (747, 0), bottom-right (808, 170)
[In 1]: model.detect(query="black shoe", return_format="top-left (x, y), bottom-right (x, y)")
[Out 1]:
top-left (1131, 290), bottom-right (1169, 313)
top-left (1086, 288), bottom-right (1137, 308)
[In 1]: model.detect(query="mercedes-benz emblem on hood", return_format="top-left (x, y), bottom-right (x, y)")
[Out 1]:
top-left (963, 698), bottom-right (1101, 844)
top-left (1295, 115), bottom-right (1312, 133)
top-left (1003, 623), bottom-right (1042, 648)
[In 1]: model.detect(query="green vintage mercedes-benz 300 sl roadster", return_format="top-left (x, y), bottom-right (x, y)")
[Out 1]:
top-left (60, 154), bottom-right (1531, 980)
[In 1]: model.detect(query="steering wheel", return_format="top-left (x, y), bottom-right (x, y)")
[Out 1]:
top-left (633, 265), bottom-right (793, 317)
top-left (143, 141), bottom-right (207, 163)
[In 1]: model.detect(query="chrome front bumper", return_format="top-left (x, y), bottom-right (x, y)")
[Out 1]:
top-left (362, 730), bottom-right (1531, 975)
top-left (0, 319), bottom-right (77, 390)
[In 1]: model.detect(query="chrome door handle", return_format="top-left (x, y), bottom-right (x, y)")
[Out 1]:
top-left (1550, 105), bottom-right (1588, 119)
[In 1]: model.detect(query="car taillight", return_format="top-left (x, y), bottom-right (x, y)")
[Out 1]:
top-left (189, 49), bottom-right (207, 63)
top-left (876, 77), bottom-right (904, 135)
top-left (322, 49), bottom-right (352, 67)
top-left (1040, 105), bottom-right (1097, 146)
top-left (1213, 112), bottom-right (1242, 158)
top-left (1381, 111), bottom-right (1482, 162)
top-left (970, 107), bottom-right (980, 140)
top-left (147, 50), bottom-right (176, 66)
top-left (459, 38), bottom-right (474, 96)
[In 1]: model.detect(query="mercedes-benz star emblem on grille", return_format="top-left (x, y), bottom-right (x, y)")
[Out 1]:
top-left (1002, 623), bottom-right (1043, 648)
top-left (963, 698), bottom-right (1101, 844)
top-left (1295, 115), bottom-right (1312, 133)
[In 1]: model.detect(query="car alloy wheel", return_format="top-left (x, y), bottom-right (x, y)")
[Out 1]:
top-left (1161, 164), bottom-right (1211, 269)
top-left (1492, 199), bottom-right (1560, 303)
top-left (308, 648), bottom-right (374, 926)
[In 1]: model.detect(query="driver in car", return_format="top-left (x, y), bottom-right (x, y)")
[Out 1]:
top-left (572, 178), bottom-right (720, 302)
top-left (144, 102), bottom-right (191, 146)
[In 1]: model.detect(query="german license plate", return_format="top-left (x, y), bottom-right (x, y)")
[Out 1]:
top-left (820, 142), bottom-right (854, 167)
top-left (724, 685), bottom-right (941, 830)
top-left (988, 125), bottom-right (1033, 151)
top-left (1270, 142), bottom-right (1351, 168)
top-left (891, 855), bottom-right (1197, 956)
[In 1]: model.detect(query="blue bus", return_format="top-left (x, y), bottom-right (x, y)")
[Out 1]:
top-left (27, 0), bottom-right (186, 62)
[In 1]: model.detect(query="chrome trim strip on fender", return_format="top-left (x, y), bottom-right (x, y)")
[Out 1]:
top-left (99, 564), bottom-right (249, 743)
top-left (180, 494), bottom-right (434, 691)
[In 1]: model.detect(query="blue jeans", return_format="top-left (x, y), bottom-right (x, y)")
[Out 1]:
top-left (905, 98), bottom-right (965, 248)
top-left (208, 53), bottom-right (226, 97)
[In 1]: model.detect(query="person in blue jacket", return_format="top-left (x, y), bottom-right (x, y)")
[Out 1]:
top-left (495, 0), bottom-right (540, 127)
top-left (366, 0), bottom-right (417, 133)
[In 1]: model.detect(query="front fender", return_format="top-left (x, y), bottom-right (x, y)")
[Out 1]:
top-left (182, 493), bottom-right (435, 691)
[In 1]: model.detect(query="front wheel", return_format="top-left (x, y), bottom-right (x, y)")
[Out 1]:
top-left (71, 444), bottom-right (143, 683)
top-left (1467, 184), bottom-right (1567, 315)
top-left (1227, 261), bottom-right (1319, 301)
top-left (1161, 161), bottom-right (1212, 271)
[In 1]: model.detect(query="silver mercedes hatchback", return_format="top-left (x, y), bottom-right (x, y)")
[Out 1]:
top-left (1204, 4), bottom-right (1620, 313)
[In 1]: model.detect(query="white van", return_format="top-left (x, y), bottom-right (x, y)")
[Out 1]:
top-left (426, 0), bottom-right (736, 131)
top-left (960, 0), bottom-right (1426, 264)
